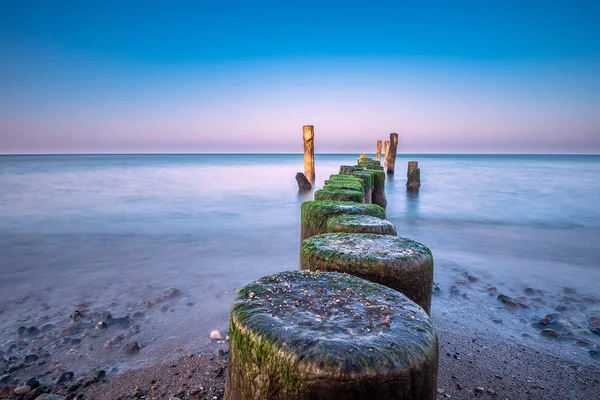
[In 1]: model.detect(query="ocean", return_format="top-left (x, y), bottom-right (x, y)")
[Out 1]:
top-left (1, 154), bottom-right (599, 375)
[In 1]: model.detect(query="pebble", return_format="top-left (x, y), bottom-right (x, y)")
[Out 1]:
top-left (163, 288), bottom-right (181, 299)
top-left (25, 377), bottom-right (40, 389)
top-left (474, 386), bottom-right (485, 393)
top-left (125, 341), bottom-right (141, 353)
top-left (14, 384), bottom-right (31, 394)
top-left (541, 328), bottom-right (560, 337)
top-left (210, 330), bottom-right (223, 340)
top-left (57, 371), bottom-right (74, 384)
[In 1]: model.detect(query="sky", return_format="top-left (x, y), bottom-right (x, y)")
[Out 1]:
top-left (1, 1), bottom-right (599, 154)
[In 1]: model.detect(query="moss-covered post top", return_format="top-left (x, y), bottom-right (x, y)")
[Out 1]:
top-left (231, 270), bottom-right (437, 378)
top-left (326, 215), bottom-right (397, 236)
top-left (302, 233), bottom-right (432, 266)
top-left (301, 200), bottom-right (386, 221)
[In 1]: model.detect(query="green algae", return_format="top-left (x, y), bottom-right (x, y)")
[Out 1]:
top-left (314, 188), bottom-right (364, 203)
top-left (300, 233), bottom-right (434, 314)
top-left (224, 270), bottom-right (438, 399)
top-left (300, 201), bottom-right (386, 242)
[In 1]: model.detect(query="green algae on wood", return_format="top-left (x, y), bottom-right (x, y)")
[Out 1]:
top-left (339, 165), bottom-right (360, 174)
top-left (224, 270), bottom-right (439, 400)
top-left (301, 201), bottom-right (386, 242)
top-left (363, 169), bottom-right (387, 209)
top-left (351, 172), bottom-right (373, 203)
top-left (314, 188), bottom-right (364, 203)
top-left (326, 215), bottom-right (397, 236)
top-left (300, 233), bottom-right (434, 314)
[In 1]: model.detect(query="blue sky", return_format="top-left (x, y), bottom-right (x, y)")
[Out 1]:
top-left (1, 1), bottom-right (599, 153)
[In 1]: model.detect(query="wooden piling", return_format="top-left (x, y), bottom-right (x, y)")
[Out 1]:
top-left (386, 133), bottom-right (398, 174)
top-left (384, 141), bottom-right (390, 170)
top-left (303, 125), bottom-right (315, 185)
top-left (376, 140), bottom-right (382, 161)
top-left (407, 161), bottom-right (421, 192)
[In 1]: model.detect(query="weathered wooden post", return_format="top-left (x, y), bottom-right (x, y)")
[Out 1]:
top-left (384, 140), bottom-right (390, 170)
top-left (376, 140), bottom-right (382, 161)
top-left (295, 172), bottom-right (312, 191)
top-left (225, 270), bottom-right (439, 400)
top-left (385, 133), bottom-right (398, 174)
top-left (407, 161), bottom-right (421, 192)
top-left (303, 125), bottom-right (315, 185)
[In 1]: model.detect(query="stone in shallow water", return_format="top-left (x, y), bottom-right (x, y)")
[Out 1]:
top-left (326, 214), bottom-right (397, 236)
top-left (224, 270), bottom-right (438, 400)
top-left (300, 233), bottom-right (434, 314)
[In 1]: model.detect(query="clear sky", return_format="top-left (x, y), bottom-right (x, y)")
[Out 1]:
top-left (1, 0), bottom-right (599, 154)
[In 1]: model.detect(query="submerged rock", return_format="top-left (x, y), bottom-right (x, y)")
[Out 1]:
top-left (225, 270), bottom-right (438, 400)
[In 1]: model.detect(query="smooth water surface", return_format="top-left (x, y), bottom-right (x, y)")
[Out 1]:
top-left (1, 154), bottom-right (599, 374)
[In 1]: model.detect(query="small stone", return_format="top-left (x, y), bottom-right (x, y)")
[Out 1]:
top-left (70, 310), bottom-right (84, 323)
top-left (25, 326), bottom-right (41, 336)
top-left (541, 328), bottom-right (560, 337)
top-left (59, 327), bottom-right (73, 337)
top-left (456, 383), bottom-right (463, 390)
top-left (96, 321), bottom-right (107, 329)
top-left (210, 330), bottom-right (223, 340)
top-left (14, 385), bottom-right (31, 394)
top-left (474, 387), bottom-right (485, 394)
top-left (24, 354), bottom-right (39, 363)
top-left (487, 287), bottom-right (497, 295)
top-left (41, 323), bottom-right (56, 332)
top-left (25, 377), bottom-right (40, 389)
top-left (18, 326), bottom-right (27, 335)
top-left (487, 389), bottom-right (495, 394)
top-left (125, 341), bottom-right (141, 353)
top-left (57, 371), bottom-right (74, 384)
top-left (169, 397), bottom-right (182, 400)
top-left (163, 288), bottom-right (181, 299)
top-left (437, 388), bottom-right (445, 394)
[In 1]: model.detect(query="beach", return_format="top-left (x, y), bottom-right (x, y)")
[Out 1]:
top-left (1, 154), bottom-right (599, 399)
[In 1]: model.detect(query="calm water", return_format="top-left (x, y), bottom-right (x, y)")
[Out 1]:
top-left (1, 154), bottom-right (599, 374)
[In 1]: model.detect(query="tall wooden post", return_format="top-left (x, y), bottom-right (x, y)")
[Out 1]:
top-left (376, 141), bottom-right (382, 161)
top-left (384, 141), bottom-right (390, 170)
top-left (303, 125), bottom-right (315, 185)
top-left (386, 133), bottom-right (398, 174)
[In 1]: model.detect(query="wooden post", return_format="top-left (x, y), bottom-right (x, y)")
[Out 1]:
top-left (376, 140), bottom-right (382, 161)
top-left (407, 161), bottom-right (421, 191)
top-left (384, 141), bottom-right (390, 170)
top-left (303, 125), bottom-right (315, 185)
top-left (386, 133), bottom-right (398, 174)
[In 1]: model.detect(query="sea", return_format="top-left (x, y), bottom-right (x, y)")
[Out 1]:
top-left (1, 154), bottom-right (599, 376)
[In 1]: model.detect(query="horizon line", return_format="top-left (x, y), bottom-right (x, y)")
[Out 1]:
top-left (1, 152), bottom-right (599, 157)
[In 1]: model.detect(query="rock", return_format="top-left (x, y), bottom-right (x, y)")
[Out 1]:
top-left (25, 377), bottom-right (40, 389)
top-left (541, 328), bottom-right (560, 337)
top-left (104, 334), bottom-right (125, 348)
top-left (96, 321), bottom-right (107, 329)
top-left (210, 330), bottom-right (223, 340)
top-left (35, 395), bottom-right (67, 400)
top-left (59, 327), bottom-right (73, 337)
top-left (40, 323), bottom-right (56, 333)
top-left (104, 314), bottom-right (130, 328)
top-left (474, 386), bottom-right (485, 393)
top-left (169, 397), bottom-right (182, 400)
top-left (487, 388), bottom-right (495, 394)
top-left (25, 327), bottom-right (41, 336)
top-left (125, 341), bottom-right (141, 353)
top-left (162, 288), bottom-right (181, 299)
top-left (18, 326), bottom-right (27, 335)
top-left (24, 354), bottom-right (39, 364)
top-left (0, 386), bottom-right (16, 397)
top-left (487, 287), bottom-right (497, 295)
top-left (14, 385), bottom-right (31, 394)
top-left (57, 371), bottom-right (74, 384)
top-left (295, 172), bottom-right (312, 191)
top-left (70, 310), bottom-right (84, 323)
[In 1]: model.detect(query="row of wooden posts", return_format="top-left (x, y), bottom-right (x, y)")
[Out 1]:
top-left (224, 149), bottom-right (438, 399)
top-left (298, 125), bottom-right (421, 192)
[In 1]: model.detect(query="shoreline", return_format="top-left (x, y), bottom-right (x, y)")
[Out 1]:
top-left (25, 318), bottom-right (600, 400)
